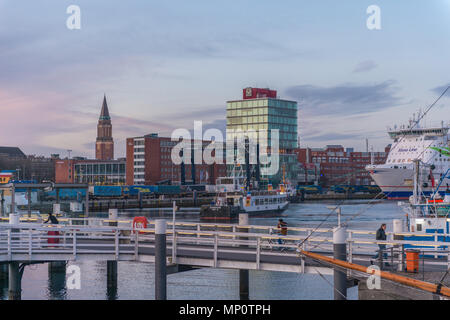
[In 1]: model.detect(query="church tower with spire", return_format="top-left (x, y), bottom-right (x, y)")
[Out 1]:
top-left (95, 95), bottom-right (114, 160)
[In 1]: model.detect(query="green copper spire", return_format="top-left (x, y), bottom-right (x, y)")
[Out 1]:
top-left (99, 94), bottom-right (110, 120)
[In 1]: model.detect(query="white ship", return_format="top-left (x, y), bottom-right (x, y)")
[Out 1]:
top-left (214, 176), bottom-right (289, 214)
top-left (366, 113), bottom-right (450, 200)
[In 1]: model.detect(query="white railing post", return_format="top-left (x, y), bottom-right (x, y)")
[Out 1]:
top-left (197, 224), bottom-right (201, 245)
top-left (448, 249), bottom-right (450, 269)
top-left (306, 230), bottom-right (312, 251)
top-left (115, 228), bottom-right (119, 260)
top-left (301, 242), bottom-right (305, 273)
top-left (28, 229), bottom-right (32, 258)
top-left (134, 231), bottom-right (139, 261)
top-left (7, 229), bottom-right (11, 260)
top-left (435, 232), bottom-right (438, 259)
top-left (213, 234), bottom-right (218, 268)
top-left (172, 231), bottom-right (177, 264)
top-left (348, 240), bottom-right (353, 264)
top-left (73, 231), bottom-right (77, 259)
top-left (256, 237), bottom-right (261, 270)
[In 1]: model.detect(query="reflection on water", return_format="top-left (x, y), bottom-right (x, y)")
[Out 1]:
top-left (107, 283), bottom-right (118, 300)
top-left (0, 200), bottom-right (404, 300)
top-left (0, 265), bottom-right (8, 300)
top-left (106, 261), bottom-right (118, 300)
top-left (47, 262), bottom-right (67, 300)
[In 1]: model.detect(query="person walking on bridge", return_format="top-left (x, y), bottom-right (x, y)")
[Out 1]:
top-left (44, 212), bottom-right (59, 225)
top-left (371, 223), bottom-right (389, 266)
top-left (44, 212), bottom-right (60, 247)
top-left (277, 219), bottom-right (288, 250)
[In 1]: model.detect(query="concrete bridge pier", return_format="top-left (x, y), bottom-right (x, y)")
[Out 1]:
top-left (8, 262), bottom-right (21, 300)
top-left (333, 226), bottom-right (347, 300)
top-left (239, 213), bottom-right (249, 300)
top-left (155, 219), bottom-right (167, 300)
top-left (107, 261), bottom-right (118, 300)
top-left (48, 261), bottom-right (66, 273)
top-left (48, 262), bottom-right (67, 299)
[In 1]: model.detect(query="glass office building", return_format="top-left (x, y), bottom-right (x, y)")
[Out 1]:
top-left (226, 89), bottom-right (299, 186)
top-left (73, 160), bottom-right (126, 184)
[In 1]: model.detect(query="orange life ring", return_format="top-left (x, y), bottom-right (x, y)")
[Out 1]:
top-left (132, 216), bottom-right (148, 234)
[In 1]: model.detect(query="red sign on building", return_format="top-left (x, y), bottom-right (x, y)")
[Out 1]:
top-left (242, 87), bottom-right (277, 100)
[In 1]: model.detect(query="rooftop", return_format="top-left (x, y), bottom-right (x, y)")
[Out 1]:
top-left (0, 146), bottom-right (26, 159)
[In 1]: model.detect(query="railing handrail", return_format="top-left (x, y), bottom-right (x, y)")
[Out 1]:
top-left (3, 218), bottom-right (450, 240)
top-left (1, 222), bottom-right (449, 251)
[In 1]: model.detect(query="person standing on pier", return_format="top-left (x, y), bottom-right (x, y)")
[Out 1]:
top-left (44, 212), bottom-right (60, 246)
top-left (371, 223), bottom-right (388, 265)
top-left (277, 219), bottom-right (288, 249)
top-left (44, 212), bottom-right (59, 225)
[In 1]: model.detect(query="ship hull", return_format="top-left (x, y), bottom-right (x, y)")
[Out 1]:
top-left (367, 166), bottom-right (450, 200)
top-left (241, 201), bottom-right (289, 214)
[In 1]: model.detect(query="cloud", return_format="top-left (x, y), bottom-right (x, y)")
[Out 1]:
top-left (431, 83), bottom-right (450, 97)
top-left (285, 80), bottom-right (403, 116)
top-left (353, 60), bottom-right (378, 73)
top-left (302, 132), bottom-right (362, 143)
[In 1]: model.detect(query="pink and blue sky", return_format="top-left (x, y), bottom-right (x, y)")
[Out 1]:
top-left (0, 0), bottom-right (449, 158)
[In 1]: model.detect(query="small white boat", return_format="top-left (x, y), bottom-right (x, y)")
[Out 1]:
top-left (398, 160), bottom-right (450, 254)
top-left (200, 176), bottom-right (289, 220)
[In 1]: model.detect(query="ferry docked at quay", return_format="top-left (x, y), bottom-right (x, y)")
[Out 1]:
top-left (366, 114), bottom-right (450, 200)
top-left (199, 175), bottom-right (290, 221)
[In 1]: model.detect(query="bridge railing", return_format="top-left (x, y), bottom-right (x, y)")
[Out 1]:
top-left (3, 215), bottom-right (449, 244)
top-left (0, 223), bottom-right (137, 261)
top-left (1, 219), bottom-right (449, 269)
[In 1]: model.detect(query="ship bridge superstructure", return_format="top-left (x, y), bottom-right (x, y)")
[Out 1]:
top-left (385, 125), bottom-right (450, 167)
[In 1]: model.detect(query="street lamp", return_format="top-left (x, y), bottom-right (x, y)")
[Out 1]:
top-left (15, 168), bottom-right (21, 181)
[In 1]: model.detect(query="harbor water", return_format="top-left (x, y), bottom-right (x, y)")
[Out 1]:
top-left (0, 199), bottom-right (405, 300)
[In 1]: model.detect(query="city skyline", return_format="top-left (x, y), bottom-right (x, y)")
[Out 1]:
top-left (0, 1), bottom-right (449, 158)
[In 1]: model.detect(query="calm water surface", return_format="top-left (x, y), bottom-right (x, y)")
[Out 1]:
top-left (0, 199), bottom-right (405, 300)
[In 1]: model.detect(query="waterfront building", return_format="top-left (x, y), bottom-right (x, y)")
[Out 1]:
top-left (296, 145), bottom-right (390, 187)
top-left (0, 147), bottom-right (26, 160)
top-left (0, 147), bottom-right (56, 182)
top-left (55, 158), bottom-right (126, 184)
top-left (126, 133), bottom-right (227, 185)
top-left (226, 87), bottom-right (299, 186)
top-left (96, 95), bottom-right (114, 160)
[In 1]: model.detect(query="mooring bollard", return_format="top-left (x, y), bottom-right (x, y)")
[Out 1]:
top-left (53, 203), bottom-right (61, 215)
top-left (333, 226), bottom-right (347, 300)
top-left (9, 213), bottom-right (20, 243)
top-left (155, 219), bottom-right (167, 300)
top-left (108, 209), bottom-right (118, 227)
top-left (238, 213), bottom-right (249, 300)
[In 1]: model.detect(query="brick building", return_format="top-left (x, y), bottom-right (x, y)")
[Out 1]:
top-left (126, 133), bottom-right (226, 185)
top-left (295, 145), bottom-right (390, 187)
